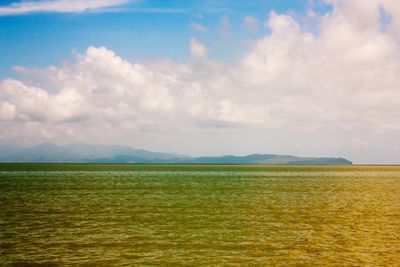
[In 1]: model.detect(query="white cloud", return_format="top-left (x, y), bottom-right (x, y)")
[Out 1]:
top-left (265, 11), bottom-right (300, 33)
top-left (189, 38), bottom-right (207, 59)
top-left (190, 22), bottom-right (207, 32)
top-left (0, 102), bottom-right (16, 120)
top-left (1, 0), bottom-right (400, 162)
top-left (0, 0), bottom-right (131, 15)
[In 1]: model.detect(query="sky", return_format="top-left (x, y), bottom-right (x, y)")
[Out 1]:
top-left (0, 0), bottom-right (400, 164)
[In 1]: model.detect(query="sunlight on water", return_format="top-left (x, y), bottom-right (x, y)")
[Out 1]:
top-left (1, 165), bottom-right (399, 266)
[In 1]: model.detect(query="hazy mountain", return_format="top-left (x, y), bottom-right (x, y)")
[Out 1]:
top-left (179, 154), bottom-right (351, 165)
top-left (0, 143), bottom-right (352, 164)
top-left (0, 143), bottom-right (185, 163)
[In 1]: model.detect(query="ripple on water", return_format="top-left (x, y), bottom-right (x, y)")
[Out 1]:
top-left (0, 166), bottom-right (399, 266)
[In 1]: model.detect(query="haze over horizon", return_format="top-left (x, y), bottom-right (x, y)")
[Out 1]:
top-left (1, 0), bottom-right (400, 164)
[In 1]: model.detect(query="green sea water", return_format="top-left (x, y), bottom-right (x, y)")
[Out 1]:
top-left (1, 164), bottom-right (399, 266)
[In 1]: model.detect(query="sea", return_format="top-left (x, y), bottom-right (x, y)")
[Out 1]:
top-left (1, 164), bottom-right (399, 266)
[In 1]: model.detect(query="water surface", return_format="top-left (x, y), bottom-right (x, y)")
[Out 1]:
top-left (1, 164), bottom-right (399, 266)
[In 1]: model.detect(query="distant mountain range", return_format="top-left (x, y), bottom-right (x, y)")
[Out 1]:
top-left (0, 143), bottom-right (352, 164)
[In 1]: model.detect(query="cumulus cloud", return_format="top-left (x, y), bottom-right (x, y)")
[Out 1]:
top-left (1, 0), bottom-right (400, 162)
top-left (0, 0), bottom-right (131, 15)
top-left (189, 38), bottom-right (208, 59)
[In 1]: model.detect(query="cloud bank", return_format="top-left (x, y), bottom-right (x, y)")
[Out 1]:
top-left (1, 0), bottom-right (400, 163)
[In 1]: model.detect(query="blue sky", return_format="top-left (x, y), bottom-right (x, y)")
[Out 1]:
top-left (0, 0), bottom-right (329, 78)
top-left (0, 0), bottom-right (400, 163)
